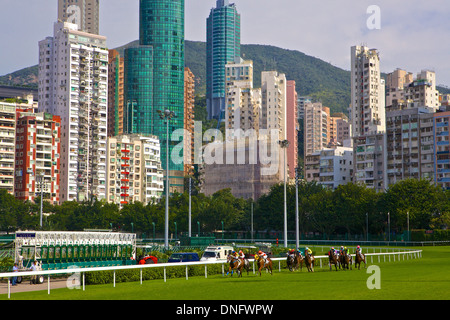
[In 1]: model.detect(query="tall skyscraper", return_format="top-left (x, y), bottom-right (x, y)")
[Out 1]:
top-left (38, 22), bottom-right (108, 202)
top-left (125, 0), bottom-right (185, 192)
top-left (58, 0), bottom-right (100, 35)
top-left (206, 0), bottom-right (241, 121)
top-left (350, 45), bottom-right (387, 191)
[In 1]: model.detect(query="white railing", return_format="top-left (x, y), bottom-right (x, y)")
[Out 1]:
top-left (0, 249), bottom-right (422, 299)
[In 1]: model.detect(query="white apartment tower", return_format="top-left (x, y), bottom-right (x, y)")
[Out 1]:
top-left (261, 71), bottom-right (287, 140)
top-left (225, 58), bottom-right (261, 139)
top-left (106, 134), bottom-right (164, 207)
top-left (38, 22), bottom-right (108, 203)
top-left (351, 45), bottom-right (387, 191)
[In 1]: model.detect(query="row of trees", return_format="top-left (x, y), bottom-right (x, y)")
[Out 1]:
top-left (0, 179), bottom-right (449, 238)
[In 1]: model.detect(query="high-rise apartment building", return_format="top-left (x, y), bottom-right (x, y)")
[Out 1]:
top-left (261, 71), bottom-right (287, 140)
top-left (225, 59), bottom-right (261, 139)
top-left (108, 49), bottom-right (125, 137)
top-left (58, 0), bottom-right (100, 35)
top-left (106, 134), bottom-right (164, 207)
top-left (303, 102), bottom-right (330, 156)
top-left (206, 0), bottom-right (241, 121)
top-left (350, 45), bottom-right (387, 191)
top-left (0, 102), bottom-right (17, 195)
top-left (386, 107), bottom-right (435, 186)
top-left (434, 111), bottom-right (450, 190)
top-left (38, 22), bottom-right (108, 203)
top-left (14, 111), bottom-right (61, 204)
top-left (125, 0), bottom-right (185, 193)
top-left (184, 67), bottom-right (195, 175)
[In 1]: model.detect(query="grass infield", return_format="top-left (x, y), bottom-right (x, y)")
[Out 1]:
top-left (1, 246), bottom-right (449, 300)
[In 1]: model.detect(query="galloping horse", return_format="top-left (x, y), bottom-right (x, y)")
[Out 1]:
top-left (304, 252), bottom-right (315, 272)
top-left (254, 254), bottom-right (273, 276)
top-left (355, 252), bottom-right (366, 270)
top-left (286, 253), bottom-right (297, 272)
top-left (340, 251), bottom-right (352, 270)
top-left (328, 250), bottom-right (340, 271)
top-left (226, 254), bottom-right (244, 277)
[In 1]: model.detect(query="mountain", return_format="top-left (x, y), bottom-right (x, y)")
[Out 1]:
top-left (5, 40), bottom-right (448, 115)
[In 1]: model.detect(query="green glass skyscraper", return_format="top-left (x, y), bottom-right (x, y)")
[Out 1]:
top-left (125, 0), bottom-right (185, 192)
top-left (206, 0), bottom-right (241, 120)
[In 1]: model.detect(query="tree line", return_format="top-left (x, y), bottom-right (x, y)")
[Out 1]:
top-left (0, 179), bottom-right (449, 239)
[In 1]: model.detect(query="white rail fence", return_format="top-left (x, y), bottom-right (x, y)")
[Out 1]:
top-left (0, 249), bottom-right (422, 299)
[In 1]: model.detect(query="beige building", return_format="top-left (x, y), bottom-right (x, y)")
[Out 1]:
top-left (225, 59), bottom-right (261, 139)
top-left (58, 0), bottom-right (100, 34)
top-left (303, 102), bottom-right (330, 156)
top-left (184, 67), bottom-right (195, 175)
top-left (106, 134), bottom-right (164, 207)
top-left (108, 49), bottom-right (125, 137)
top-left (405, 70), bottom-right (440, 110)
top-left (350, 45), bottom-right (387, 191)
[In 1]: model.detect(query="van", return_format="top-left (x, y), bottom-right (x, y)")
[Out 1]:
top-left (168, 252), bottom-right (200, 263)
top-left (200, 246), bottom-right (234, 261)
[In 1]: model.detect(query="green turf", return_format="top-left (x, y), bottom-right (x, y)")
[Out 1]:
top-left (2, 246), bottom-right (449, 300)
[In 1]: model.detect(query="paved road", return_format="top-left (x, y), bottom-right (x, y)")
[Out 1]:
top-left (0, 277), bottom-right (69, 296)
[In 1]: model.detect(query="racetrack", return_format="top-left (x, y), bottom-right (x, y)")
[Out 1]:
top-left (1, 246), bottom-right (449, 300)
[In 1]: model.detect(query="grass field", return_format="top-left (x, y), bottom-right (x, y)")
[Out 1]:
top-left (2, 246), bottom-right (449, 300)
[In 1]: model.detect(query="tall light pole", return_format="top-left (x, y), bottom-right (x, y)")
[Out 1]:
top-left (38, 172), bottom-right (45, 229)
top-left (188, 166), bottom-right (194, 238)
top-left (157, 109), bottom-right (176, 248)
top-left (388, 212), bottom-right (390, 243)
top-left (278, 139), bottom-right (289, 248)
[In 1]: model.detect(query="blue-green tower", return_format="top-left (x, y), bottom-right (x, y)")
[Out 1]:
top-left (125, 0), bottom-right (185, 192)
top-left (206, 0), bottom-right (241, 121)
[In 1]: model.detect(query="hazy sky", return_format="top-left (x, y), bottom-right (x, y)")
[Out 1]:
top-left (1, 0), bottom-right (450, 86)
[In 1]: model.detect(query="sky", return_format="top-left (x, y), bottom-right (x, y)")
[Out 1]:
top-left (1, 0), bottom-right (450, 87)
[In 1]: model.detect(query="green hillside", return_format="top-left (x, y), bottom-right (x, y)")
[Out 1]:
top-left (113, 40), bottom-right (352, 114)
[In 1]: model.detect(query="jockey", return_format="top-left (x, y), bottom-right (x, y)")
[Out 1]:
top-left (330, 247), bottom-right (336, 256)
top-left (356, 245), bottom-right (363, 256)
top-left (258, 250), bottom-right (268, 263)
top-left (305, 247), bottom-right (312, 257)
top-left (340, 246), bottom-right (345, 255)
top-left (238, 250), bottom-right (245, 260)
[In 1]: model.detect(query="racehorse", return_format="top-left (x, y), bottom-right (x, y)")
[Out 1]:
top-left (340, 251), bottom-right (352, 270)
top-left (304, 252), bottom-right (315, 272)
top-left (355, 252), bottom-right (366, 270)
top-left (287, 252), bottom-right (303, 272)
top-left (254, 254), bottom-right (273, 276)
top-left (226, 254), bottom-right (244, 277)
top-left (328, 250), bottom-right (340, 271)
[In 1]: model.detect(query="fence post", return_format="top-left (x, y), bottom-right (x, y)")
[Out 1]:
top-left (113, 270), bottom-right (116, 288)
top-left (205, 265), bottom-right (207, 279)
top-left (48, 275), bottom-right (50, 295)
top-left (140, 268), bottom-right (142, 285)
top-left (186, 265), bottom-right (188, 280)
top-left (164, 267), bottom-right (166, 282)
top-left (7, 277), bottom-right (10, 299)
top-left (82, 272), bottom-right (85, 291)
